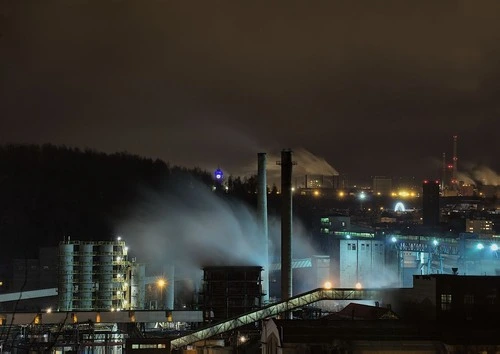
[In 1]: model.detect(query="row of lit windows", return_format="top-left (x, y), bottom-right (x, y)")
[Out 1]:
top-left (440, 293), bottom-right (497, 311)
top-left (347, 243), bottom-right (384, 251)
top-left (131, 344), bottom-right (167, 349)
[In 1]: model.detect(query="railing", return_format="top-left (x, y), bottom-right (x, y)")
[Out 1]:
top-left (170, 287), bottom-right (384, 350)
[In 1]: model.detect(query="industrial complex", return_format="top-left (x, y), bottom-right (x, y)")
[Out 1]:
top-left (1, 141), bottom-right (499, 353)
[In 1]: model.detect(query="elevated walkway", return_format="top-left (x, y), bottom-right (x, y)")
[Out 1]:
top-left (170, 287), bottom-right (387, 350)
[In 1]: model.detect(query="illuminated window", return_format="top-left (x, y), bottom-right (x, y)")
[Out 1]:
top-left (347, 243), bottom-right (357, 251)
top-left (441, 294), bottom-right (452, 311)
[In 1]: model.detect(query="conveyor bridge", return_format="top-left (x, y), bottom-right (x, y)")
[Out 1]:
top-left (170, 287), bottom-right (386, 351)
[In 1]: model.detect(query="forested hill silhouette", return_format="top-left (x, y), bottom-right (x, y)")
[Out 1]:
top-left (0, 144), bottom-right (216, 262)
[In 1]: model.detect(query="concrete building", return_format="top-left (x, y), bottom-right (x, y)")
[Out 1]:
top-left (338, 239), bottom-right (386, 288)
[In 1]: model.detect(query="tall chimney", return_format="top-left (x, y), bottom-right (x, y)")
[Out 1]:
top-left (441, 152), bottom-right (446, 193)
top-left (257, 153), bottom-right (269, 303)
top-left (452, 135), bottom-right (458, 187)
top-left (280, 149), bottom-right (293, 301)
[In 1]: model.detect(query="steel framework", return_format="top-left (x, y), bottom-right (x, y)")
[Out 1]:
top-left (170, 287), bottom-right (383, 350)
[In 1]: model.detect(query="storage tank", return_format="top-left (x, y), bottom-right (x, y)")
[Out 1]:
top-left (97, 243), bottom-right (113, 310)
top-left (79, 243), bottom-right (94, 310)
top-left (58, 242), bottom-right (74, 311)
top-left (130, 263), bottom-right (145, 310)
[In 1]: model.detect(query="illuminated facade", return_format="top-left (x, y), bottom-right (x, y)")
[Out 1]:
top-left (58, 238), bottom-right (144, 311)
top-left (466, 218), bottom-right (494, 235)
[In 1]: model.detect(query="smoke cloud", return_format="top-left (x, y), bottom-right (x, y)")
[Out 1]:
top-left (231, 147), bottom-right (339, 189)
top-left (116, 175), bottom-right (320, 282)
top-left (457, 165), bottom-right (500, 186)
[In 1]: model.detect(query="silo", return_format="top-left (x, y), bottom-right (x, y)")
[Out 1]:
top-left (97, 243), bottom-right (114, 310)
top-left (58, 242), bottom-right (74, 311)
top-left (78, 243), bottom-right (94, 310)
top-left (130, 263), bottom-right (145, 309)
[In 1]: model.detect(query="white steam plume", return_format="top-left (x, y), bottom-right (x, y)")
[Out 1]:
top-left (116, 176), bottom-right (321, 281)
top-left (231, 147), bottom-right (339, 189)
top-left (458, 164), bottom-right (500, 186)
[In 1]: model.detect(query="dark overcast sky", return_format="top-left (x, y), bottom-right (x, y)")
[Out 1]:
top-left (1, 0), bottom-right (499, 184)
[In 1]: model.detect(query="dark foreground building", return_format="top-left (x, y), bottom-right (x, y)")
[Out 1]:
top-left (261, 274), bottom-right (500, 354)
top-left (200, 266), bottom-right (263, 323)
top-left (422, 180), bottom-right (440, 226)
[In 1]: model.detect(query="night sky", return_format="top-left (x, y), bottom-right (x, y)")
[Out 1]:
top-left (1, 0), bottom-right (499, 184)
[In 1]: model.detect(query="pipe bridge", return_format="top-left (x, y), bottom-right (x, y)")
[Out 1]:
top-left (170, 287), bottom-right (385, 350)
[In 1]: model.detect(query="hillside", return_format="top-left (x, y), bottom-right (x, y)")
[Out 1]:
top-left (0, 144), bottom-right (213, 261)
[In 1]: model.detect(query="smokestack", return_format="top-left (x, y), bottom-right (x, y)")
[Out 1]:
top-left (257, 153), bottom-right (269, 303)
top-left (279, 149), bottom-right (294, 301)
top-left (452, 135), bottom-right (458, 187)
top-left (441, 152), bottom-right (446, 192)
top-left (163, 264), bottom-right (175, 310)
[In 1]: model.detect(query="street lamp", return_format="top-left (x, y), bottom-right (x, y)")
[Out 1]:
top-left (157, 279), bottom-right (166, 309)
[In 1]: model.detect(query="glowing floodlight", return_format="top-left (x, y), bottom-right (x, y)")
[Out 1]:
top-left (359, 192), bottom-right (366, 200)
top-left (355, 282), bottom-right (362, 289)
top-left (477, 243), bottom-right (484, 250)
top-left (491, 244), bottom-right (498, 251)
top-left (214, 168), bottom-right (224, 180)
top-left (323, 281), bottom-right (333, 289)
top-left (432, 239), bottom-right (439, 246)
top-left (391, 236), bottom-right (397, 243)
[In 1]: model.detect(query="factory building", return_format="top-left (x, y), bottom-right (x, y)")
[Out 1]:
top-left (466, 218), bottom-right (495, 235)
top-left (338, 239), bottom-right (386, 288)
top-left (58, 238), bottom-right (145, 311)
top-left (200, 266), bottom-right (263, 323)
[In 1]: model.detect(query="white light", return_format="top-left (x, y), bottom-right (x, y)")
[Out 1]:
top-left (359, 192), bottom-right (366, 200)
top-left (323, 281), bottom-right (333, 289)
top-left (391, 236), bottom-right (397, 243)
top-left (46, 307), bottom-right (52, 314)
top-left (491, 244), bottom-right (498, 251)
top-left (117, 236), bottom-right (121, 241)
top-left (355, 282), bottom-right (362, 289)
top-left (124, 247), bottom-right (128, 252)
top-left (433, 239), bottom-right (439, 246)
top-left (346, 234), bottom-right (351, 239)
top-left (477, 243), bottom-right (484, 250)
